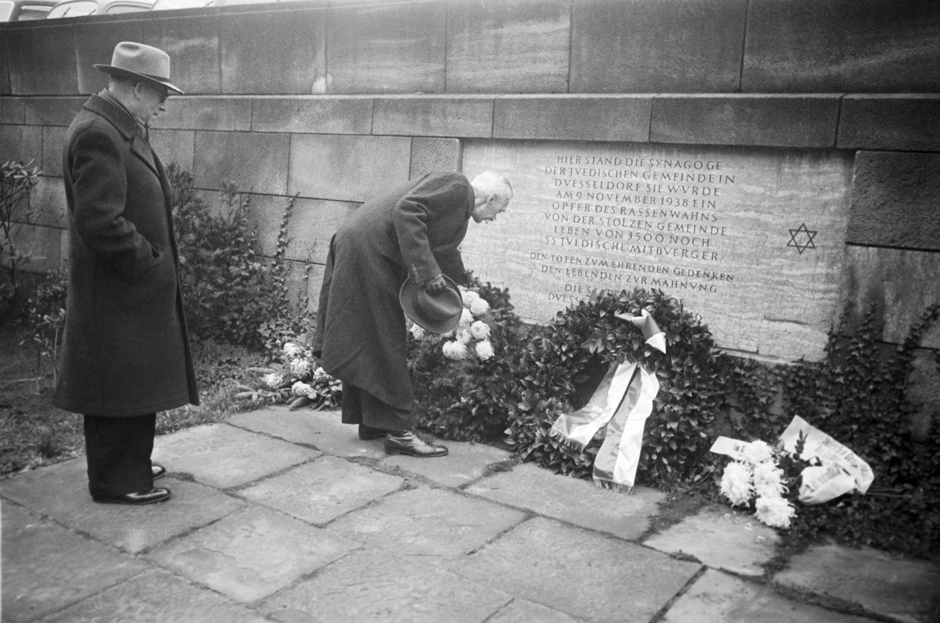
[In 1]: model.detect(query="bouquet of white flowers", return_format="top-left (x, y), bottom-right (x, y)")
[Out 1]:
top-left (717, 439), bottom-right (800, 528)
top-left (238, 339), bottom-right (342, 410)
top-left (411, 286), bottom-right (496, 364)
top-left (406, 277), bottom-right (532, 442)
top-left (712, 416), bottom-right (874, 529)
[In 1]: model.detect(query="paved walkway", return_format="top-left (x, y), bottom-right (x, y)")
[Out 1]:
top-left (2, 406), bottom-right (938, 623)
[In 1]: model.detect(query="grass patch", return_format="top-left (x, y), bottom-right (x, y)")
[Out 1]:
top-left (0, 323), bottom-right (268, 479)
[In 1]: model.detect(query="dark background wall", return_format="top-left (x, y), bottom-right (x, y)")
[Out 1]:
top-left (1, 0), bottom-right (938, 402)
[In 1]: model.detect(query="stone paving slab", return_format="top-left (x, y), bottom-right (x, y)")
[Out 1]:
top-left (228, 407), bottom-right (388, 459)
top-left (327, 486), bottom-right (527, 561)
top-left (774, 543), bottom-right (940, 623)
top-left (261, 548), bottom-right (512, 623)
top-left (488, 598), bottom-right (587, 623)
top-left (464, 462), bottom-right (664, 541)
top-left (643, 505), bottom-right (779, 576)
top-left (448, 516), bottom-right (701, 623)
top-left (1, 502), bottom-right (148, 623)
top-left (0, 460), bottom-right (246, 553)
top-left (39, 568), bottom-right (271, 623)
top-left (147, 505), bottom-right (360, 603)
top-left (152, 423), bottom-right (321, 489)
top-left (381, 438), bottom-right (511, 488)
top-left (662, 569), bottom-right (871, 623)
top-left (238, 455), bottom-right (403, 525)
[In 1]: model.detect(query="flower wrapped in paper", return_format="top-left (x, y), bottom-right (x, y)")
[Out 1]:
top-left (778, 415), bottom-right (874, 504)
top-left (709, 415), bottom-right (874, 528)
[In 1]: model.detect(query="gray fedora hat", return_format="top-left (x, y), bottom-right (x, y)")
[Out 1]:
top-left (94, 41), bottom-right (184, 94)
top-left (400, 275), bottom-right (463, 334)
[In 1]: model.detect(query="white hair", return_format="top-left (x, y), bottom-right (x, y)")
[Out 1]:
top-left (470, 171), bottom-right (513, 202)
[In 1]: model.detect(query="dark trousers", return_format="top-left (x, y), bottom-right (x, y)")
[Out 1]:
top-left (341, 383), bottom-right (410, 432)
top-left (83, 413), bottom-right (156, 499)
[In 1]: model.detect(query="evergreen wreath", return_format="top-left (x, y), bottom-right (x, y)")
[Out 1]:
top-left (505, 288), bottom-right (728, 488)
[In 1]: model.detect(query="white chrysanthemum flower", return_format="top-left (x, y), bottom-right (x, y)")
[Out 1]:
top-left (754, 496), bottom-right (795, 528)
top-left (744, 440), bottom-right (775, 465)
top-left (291, 381), bottom-right (316, 398)
top-left (753, 461), bottom-right (787, 498)
top-left (469, 297), bottom-right (490, 316)
top-left (283, 342), bottom-right (303, 358)
top-left (462, 290), bottom-right (480, 308)
top-left (459, 308), bottom-right (474, 327)
top-left (456, 328), bottom-right (473, 344)
top-left (720, 461), bottom-right (754, 507)
top-left (410, 323), bottom-right (426, 340)
top-left (475, 339), bottom-right (495, 361)
top-left (290, 358), bottom-right (313, 378)
top-left (469, 320), bottom-right (491, 340)
top-left (262, 372), bottom-right (282, 389)
top-left (442, 340), bottom-right (469, 360)
top-left (312, 367), bottom-right (330, 383)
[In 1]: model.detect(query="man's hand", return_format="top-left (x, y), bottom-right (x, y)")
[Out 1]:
top-left (423, 274), bottom-right (447, 295)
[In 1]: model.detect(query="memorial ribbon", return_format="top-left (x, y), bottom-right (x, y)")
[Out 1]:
top-left (549, 308), bottom-right (667, 491)
top-left (592, 364), bottom-right (659, 492)
top-left (549, 362), bottom-right (637, 451)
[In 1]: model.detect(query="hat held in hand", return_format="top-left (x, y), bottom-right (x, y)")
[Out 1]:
top-left (95, 41), bottom-right (184, 95)
top-left (400, 275), bottom-right (463, 334)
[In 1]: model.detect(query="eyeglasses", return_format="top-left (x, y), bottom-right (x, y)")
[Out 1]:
top-left (140, 82), bottom-right (169, 103)
top-left (153, 86), bottom-right (169, 104)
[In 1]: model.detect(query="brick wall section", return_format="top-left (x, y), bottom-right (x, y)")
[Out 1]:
top-left (650, 95), bottom-right (841, 148)
top-left (837, 95), bottom-right (940, 152)
top-left (742, 0), bottom-right (940, 93)
top-left (4, 0), bottom-right (939, 96)
top-left (848, 152), bottom-right (940, 252)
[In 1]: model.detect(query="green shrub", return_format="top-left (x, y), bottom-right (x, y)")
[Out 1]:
top-left (770, 304), bottom-right (940, 557)
top-left (0, 159), bottom-right (42, 319)
top-left (21, 267), bottom-right (68, 381)
top-left (168, 166), bottom-right (307, 353)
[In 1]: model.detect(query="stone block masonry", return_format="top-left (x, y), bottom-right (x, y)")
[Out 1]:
top-left (0, 0), bottom-right (937, 370)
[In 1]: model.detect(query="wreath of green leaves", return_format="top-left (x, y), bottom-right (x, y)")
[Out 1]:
top-left (505, 288), bottom-right (728, 487)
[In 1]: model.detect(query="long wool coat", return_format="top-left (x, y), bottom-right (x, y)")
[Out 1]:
top-left (313, 172), bottom-right (474, 412)
top-left (53, 94), bottom-right (198, 417)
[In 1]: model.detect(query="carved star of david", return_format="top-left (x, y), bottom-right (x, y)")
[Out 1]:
top-left (787, 223), bottom-right (817, 254)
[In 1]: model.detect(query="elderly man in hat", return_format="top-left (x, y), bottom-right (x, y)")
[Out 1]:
top-left (313, 171), bottom-right (513, 457)
top-left (54, 42), bottom-right (198, 505)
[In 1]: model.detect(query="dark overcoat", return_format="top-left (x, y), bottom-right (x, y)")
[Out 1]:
top-left (313, 172), bottom-right (474, 411)
top-left (53, 94), bottom-right (199, 417)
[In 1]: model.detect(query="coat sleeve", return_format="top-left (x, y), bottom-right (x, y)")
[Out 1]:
top-left (393, 174), bottom-right (470, 284)
top-left (68, 125), bottom-right (161, 283)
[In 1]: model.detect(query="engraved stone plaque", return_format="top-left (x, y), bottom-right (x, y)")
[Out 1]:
top-left (460, 141), bottom-right (852, 361)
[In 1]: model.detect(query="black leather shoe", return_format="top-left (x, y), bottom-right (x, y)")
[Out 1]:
top-left (152, 464), bottom-right (166, 480)
top-left (93, 488), bottom-right (171, 505)
top-left (358, 425), bottom-right (387, 441)
top-left (385, 431), bottom-right (448, 458)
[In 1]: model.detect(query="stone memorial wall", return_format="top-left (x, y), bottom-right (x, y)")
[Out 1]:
top-left (461, 141), bottom-right (852, 359)
top-left (0, 0), bottom-right (938, 392)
